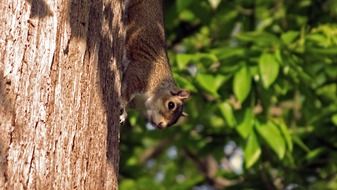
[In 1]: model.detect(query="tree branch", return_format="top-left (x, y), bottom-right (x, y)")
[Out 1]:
top-left (183, 148), bottom-right (242, 189)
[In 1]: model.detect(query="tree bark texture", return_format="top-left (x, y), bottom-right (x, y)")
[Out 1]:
top-left (0, 0), bottom-right (124, 189)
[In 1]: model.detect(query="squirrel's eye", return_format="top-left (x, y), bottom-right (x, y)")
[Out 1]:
top-left (168, 101), bottom-right (175, 110)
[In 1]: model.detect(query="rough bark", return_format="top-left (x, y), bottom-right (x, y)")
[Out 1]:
top-left (0, 0), bottom-right (124, 189)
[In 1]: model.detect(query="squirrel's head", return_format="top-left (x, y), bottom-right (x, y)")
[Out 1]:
top-left (145, 88), bottom-right (190, 129)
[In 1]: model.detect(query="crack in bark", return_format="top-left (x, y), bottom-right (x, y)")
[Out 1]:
top-left (70, 133), bottom-right (76, 151)
top-left (25, 145), bottom-right (35, 188)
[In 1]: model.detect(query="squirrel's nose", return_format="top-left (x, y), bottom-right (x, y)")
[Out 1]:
top-left (157, 122), bottom-right (164, 129)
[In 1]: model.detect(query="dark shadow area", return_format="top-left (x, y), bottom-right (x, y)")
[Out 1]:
top-left (68, 0), bottom-right (126, 177)
top-left (26, 0), bottom-right (53, 18)
top-left (68, 0), bottom-right (90, 38)
top-left (95, 1), bottom-right (122, 168)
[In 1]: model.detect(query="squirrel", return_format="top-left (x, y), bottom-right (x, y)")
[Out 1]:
top-left (120, 0), bottom-right (190, 129)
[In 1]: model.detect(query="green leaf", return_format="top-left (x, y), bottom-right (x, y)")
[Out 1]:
top-left (281, 31), bottom-right (299, 44)
top-left (332, 114), bottom-right (337, 126)
top-left (219, 102), bottom-right (237, 128)
top-left (307, 47), bottom-right (337, 55)
top-left (305, 148), bottom-right (325, 161)
top-left (236, 32), bottom-right (281, 47)
top-left (244, 132), bottom-right (261, 169)
top-left (120, 179), bottom-right (136, 190)
top-left (292, 136), bottom-right (310, 153)
top-left (274, 120), bottom-right (293, 152)
top-left (179, 10), bottom-right (196, 22)
top-left (196, 74), bottom-right (226, 97)
top-left (209, 114), bottom-right (226, 128)
top-left (259, 52), bottom-right (280, 88)
top-left (306, 33), bottom-right (327, 45)
top-left (138, 178), bottom-right (164, 190)
top-left (233, 65), bottom-right (251, 102)
top-left (176, 54), bottom-right (194, 70)
top-left (176, 53), bottom-right (217, 70)
top-left (210, 48), bottom-right (245, 60)
top-left (174, 74), bottom-right (197, 92)
top-left (256, 121), bottom-right (286, 159)
top-left (317, 84), bottom-right (337, 103)
top-left (176, 0), bottom-right (193, 12)
top-left (236, 108), bottom-right (254, 139)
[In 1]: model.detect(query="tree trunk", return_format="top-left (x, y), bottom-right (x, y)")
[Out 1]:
top-left (0, 0), bottom-right (124, 189)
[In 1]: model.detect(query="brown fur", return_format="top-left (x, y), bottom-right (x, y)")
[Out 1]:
top-left (121, 0), bottom-right (189, 128)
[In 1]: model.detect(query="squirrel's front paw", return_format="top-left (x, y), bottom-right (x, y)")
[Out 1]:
top-left (119, 108), bottom-right (127, 125)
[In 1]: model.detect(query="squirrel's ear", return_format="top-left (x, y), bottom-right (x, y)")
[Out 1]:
top-left (178, 89), bottom-right (190, 100)
top-left (171, 89), bottom-right (190, 100)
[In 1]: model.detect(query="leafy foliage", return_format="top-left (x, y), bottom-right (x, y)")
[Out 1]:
top-left (120, 0), bottom-right (337, 189)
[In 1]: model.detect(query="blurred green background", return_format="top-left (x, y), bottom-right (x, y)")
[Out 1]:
top-left (120, 0), bottom-right (337, 189)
